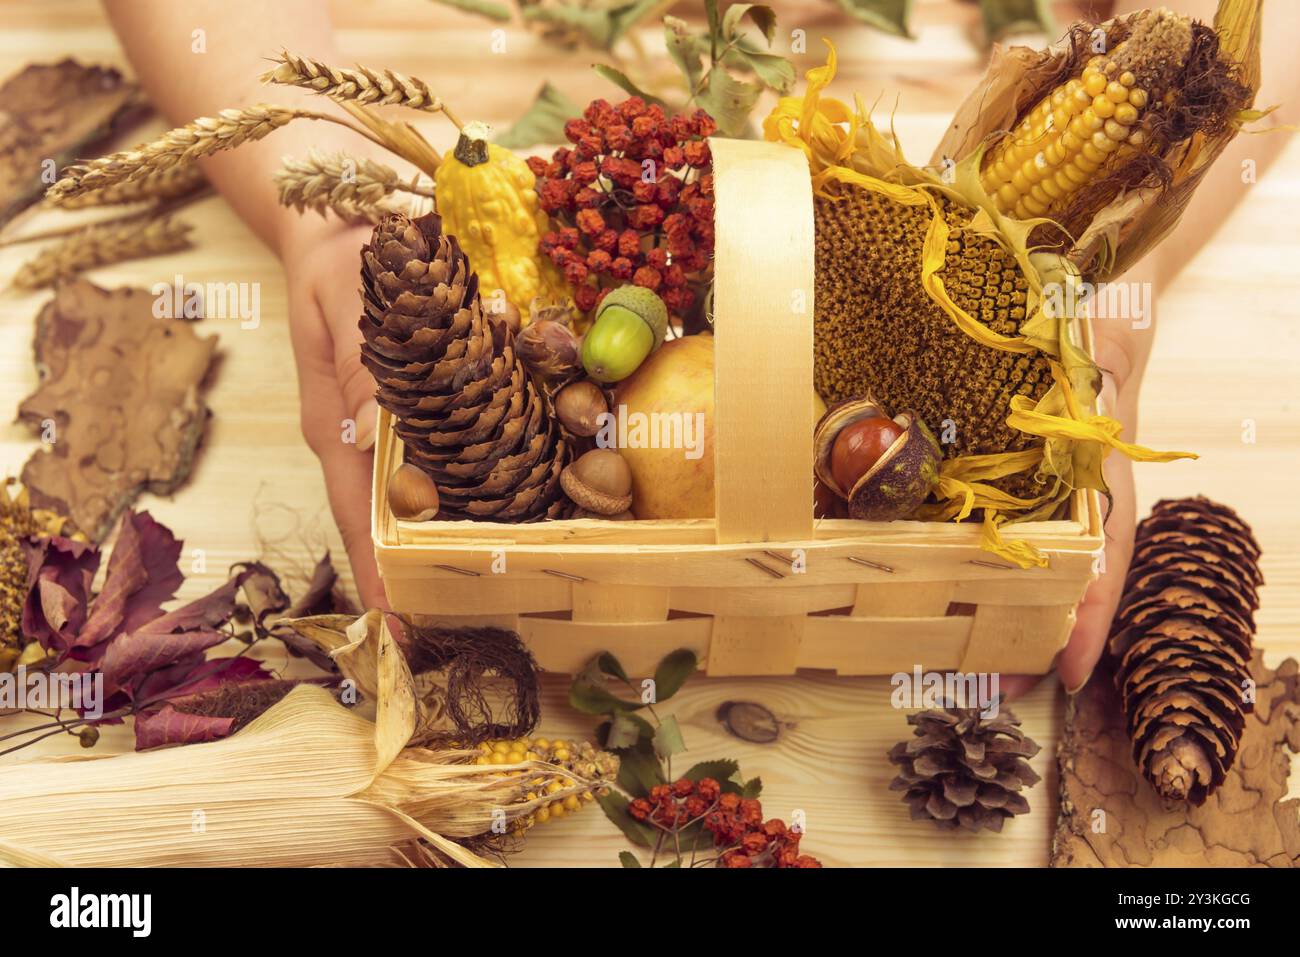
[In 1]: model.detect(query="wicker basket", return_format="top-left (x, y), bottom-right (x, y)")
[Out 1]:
top-left (372, 137), bottom-right (1104, 677)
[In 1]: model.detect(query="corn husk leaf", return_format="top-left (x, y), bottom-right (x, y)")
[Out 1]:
top-left (0, 615), bottom-right (598, 868)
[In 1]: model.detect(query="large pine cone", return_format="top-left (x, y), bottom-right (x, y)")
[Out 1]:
top-left (359, 212), bottom-right (570, 522)
top-left (1108, 497), bottom-right (1263, 804)
top-left (888, 705), bottom-right (1041, 832)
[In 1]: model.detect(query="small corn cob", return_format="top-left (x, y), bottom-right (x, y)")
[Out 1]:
top-left (470, 736), bottom-right (617, 832)
top-left (981, 9), bottom-right (1193, 219)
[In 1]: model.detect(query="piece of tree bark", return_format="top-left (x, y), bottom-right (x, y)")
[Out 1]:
top-left (1052, 652), bottom-right (1300, 867)
top-left (0, 60), bottom-right (145, 227)
top-left (16, 280), bottom-right (216, 542)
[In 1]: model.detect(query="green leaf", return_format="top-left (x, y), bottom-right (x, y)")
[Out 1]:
top-left (831, 0), bottom-right (913, 38)
top-left (431, 0), bottom-right (512, 22)
top-left (652, 714), bottom-right (686, 758)
top-left (652, 649), bottom-right (698, 704)
top-left (592, 64), bottom-right (668, 107)
top-left (597, 791), bottom-right (657, 847)
top-left (494, 82), bottom-right (582, 149)
top-left (524, 0), bottom-right (661, 51)
top-left (664, 16), bottom-right (706, 93)
top-left (725, 42), bottom-right (795, 95)
top-left (684, 759), bottom-right (740, 783)
top-left (721, 3), bottom-right (777, 46)
top-left (619, 850), bottom-right (643, 867)
top-left (597, 651), bottom-right (630, 683)
top-left (695, 67), bottom-right (762, 138)
top-left (741, 776), bottom-right (763, 799)
top-left (616, 740), bottom-right (667, 796)
top-left (978, 0), bottom-right (1056, 43)
top-left (607, 710), bottom-right (654, 748)
top-left (568, 657), bottom-right (644, 714)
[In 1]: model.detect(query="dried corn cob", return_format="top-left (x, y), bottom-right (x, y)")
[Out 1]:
top-left (468, 736), bottom-right (617, 832)
top-left (982, 9), bottom-right (1193, 219)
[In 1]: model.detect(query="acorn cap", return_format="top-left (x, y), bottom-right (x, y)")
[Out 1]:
top-left (596, 286), bottom-right (668, 349)
top-left (814, 397), bottom-right (941, 521)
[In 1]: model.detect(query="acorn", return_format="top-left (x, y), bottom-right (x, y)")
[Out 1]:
top-left (560, 449), bottom-right (633, 515)
top-left (580, 286), bottom-right (668, 383)
top-left (813, 397), bottom-right (941, 521)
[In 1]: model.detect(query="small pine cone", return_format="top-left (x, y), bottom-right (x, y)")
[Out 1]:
top-left (888, 705), bottom-right (1041, 832)
top-left (1108, 497), bottom-right (1263, 805)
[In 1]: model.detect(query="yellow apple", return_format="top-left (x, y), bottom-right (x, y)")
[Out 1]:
top-left (613, 334), bottom-right (716, 519)
top-left (612, 335), bottom-right (824, 520)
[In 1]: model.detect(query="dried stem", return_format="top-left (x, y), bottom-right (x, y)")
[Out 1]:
top-left (263, 50), bottom-right (464, 128)
top-left (11, 216), bottom-right (193, 290)
top-left (275, 150), bottom-right (435, 222)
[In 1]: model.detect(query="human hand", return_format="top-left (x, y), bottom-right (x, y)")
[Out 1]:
top-left (283, 218), bottom-right (388, 610)
top-left (1001, 282), bottom-right (1155, 700)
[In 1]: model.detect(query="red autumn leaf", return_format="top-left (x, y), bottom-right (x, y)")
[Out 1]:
top-left (147, 655), bottom-right (273, 701)
top-left (98, 569), bottom-right (255, 693)
top-left (133, 705), bottom-right (235, 750)
top-left (20, 534), bottom-right (99, 653)
top-left (75, 510), bottom-right (182, 650)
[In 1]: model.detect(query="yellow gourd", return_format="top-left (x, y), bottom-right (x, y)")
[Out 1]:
top-left (434, 121), bottom-right (573, 324)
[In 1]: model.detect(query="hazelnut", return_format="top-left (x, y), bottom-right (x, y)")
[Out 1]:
top-left (554, 380), bottom-right (608, 438)
top-left (560, 448), bottom-right (633, 516)
top-left (388, 463), bottom-right (441, 521)
top-left (517, 319), bottom-right (581, 383)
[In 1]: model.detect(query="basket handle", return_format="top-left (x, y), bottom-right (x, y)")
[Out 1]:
top-left (709, 138), bottom-right (816, 544)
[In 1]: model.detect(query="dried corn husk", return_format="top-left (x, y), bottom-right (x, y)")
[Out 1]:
top-left (0, 613), bottom-right (604, 867)
top-left (932, 0), bottom-right (1263, 281)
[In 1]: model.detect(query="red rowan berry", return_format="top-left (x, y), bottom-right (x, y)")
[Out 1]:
top-left (633, 265), bottom-right (662, 291)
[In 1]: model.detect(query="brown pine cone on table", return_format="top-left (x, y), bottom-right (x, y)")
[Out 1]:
top-left (359, 212), bottom-right (571, 522)
top-left (888, 705), bottom-right (1041, 832)
top-left (1108, 497), bottom-right (1263, 805)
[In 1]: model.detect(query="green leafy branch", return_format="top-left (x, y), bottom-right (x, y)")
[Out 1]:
top-left (497, 0), bottom-right (794, 147)
top-left (567, 648), bottom-right (761, 867)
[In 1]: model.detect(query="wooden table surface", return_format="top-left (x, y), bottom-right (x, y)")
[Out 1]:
top-left (2, 0), bottom-right (1297, 868)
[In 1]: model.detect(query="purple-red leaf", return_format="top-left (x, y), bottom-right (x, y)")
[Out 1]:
top-left (21, 534), bottom-right (99, 653)
top-left (98, 568), bottom-right (257, 694)
top-left (138, 655), bottom-right (273, 705)
top-left (75, 510), bottom-right (182, 650)
top-left (133, 706), bottom-right (235, 750)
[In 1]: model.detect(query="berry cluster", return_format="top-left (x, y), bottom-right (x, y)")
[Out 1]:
top-left (529, 96), bottom-right (716, 319)
top-left (628, 777), bottom-right (821, 868)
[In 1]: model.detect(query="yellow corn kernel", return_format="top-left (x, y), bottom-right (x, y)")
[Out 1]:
top-left (1106, 81), bottom-right (1129, 103)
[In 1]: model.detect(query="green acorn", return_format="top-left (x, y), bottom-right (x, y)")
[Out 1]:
top-left (580, 286), bottom-right (668, 384)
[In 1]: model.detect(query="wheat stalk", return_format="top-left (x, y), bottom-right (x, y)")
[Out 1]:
top-left (275, 150), bottom-right (434, 221)
top-left (51, 162), bottom-right (208, 209)
top-left (12, 216), bottom-right (193, 290)
top-left (262, 50), bottom-right (464, 127)
top-left (46, 105), bottom-right (298, 203)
